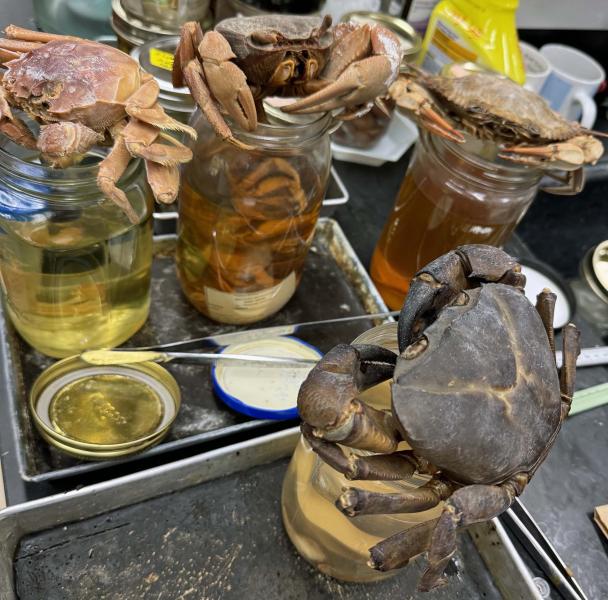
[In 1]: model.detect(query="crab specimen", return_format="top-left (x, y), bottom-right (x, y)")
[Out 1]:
top-left (0, 25), bottom-right (196, 222)
top-left (298, 244), bottom-right (580, 592)
top-left (172, 15), bottom-right (402, 146)
top-left (389, 66), bottom-right (605, 194)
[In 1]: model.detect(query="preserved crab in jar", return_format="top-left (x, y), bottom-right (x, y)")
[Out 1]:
top-left (176, 109), bottom-right (332, 324)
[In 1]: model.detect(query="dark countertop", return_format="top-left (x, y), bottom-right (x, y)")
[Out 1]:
top-left (2, 135), bottom-right (608, 598)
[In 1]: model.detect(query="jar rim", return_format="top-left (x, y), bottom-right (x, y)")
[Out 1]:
top-left (422, 130), bottom-right (543, 187)
top-left (222, 109), bottom-right (336, 148)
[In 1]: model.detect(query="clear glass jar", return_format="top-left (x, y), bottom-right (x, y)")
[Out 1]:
top-left (281, 322), bottom-right (442, 582)
top-left (177, 109), bottom-right (332, 325)
top-left (0, 137), bottom-right (153, 358)
top-left (371, 131), bottom-right (543, 310)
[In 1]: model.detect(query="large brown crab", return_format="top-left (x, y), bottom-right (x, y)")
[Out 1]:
top-left (0, 26), bottom-right (196, 222)
top-left (172, 15), bottom-right (402, 146)
top-left (298, 245), bottom-right (580, 592)
top-left (390, 66), bottom-right (605, 194)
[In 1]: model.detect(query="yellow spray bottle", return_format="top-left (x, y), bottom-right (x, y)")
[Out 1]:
top-left (418, 0), bottom-right (525, 84)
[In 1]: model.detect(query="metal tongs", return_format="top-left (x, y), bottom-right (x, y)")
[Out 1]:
top-left (501, 499), bottom-right (588, 600)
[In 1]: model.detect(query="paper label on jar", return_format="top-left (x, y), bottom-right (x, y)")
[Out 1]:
top-left (149, 48), bottom-right (174, 72)
top-left (204, 272), bottom-right (296, 324)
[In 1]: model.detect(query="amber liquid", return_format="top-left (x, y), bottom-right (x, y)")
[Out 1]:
top-left (177, 159), bottom-right (323, 324)
top-left (371, 163), bottom-right (533, 310)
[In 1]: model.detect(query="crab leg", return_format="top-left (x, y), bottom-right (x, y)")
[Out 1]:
top-left (302, 425), bottom-right (415, 481)
top-left (122, 119), bottom-right (192, 165)
top-left (97, 133), bottom-right (140, 225)
top-left (559, 323), bottom-right (580, 413)
top-left (283, 24), bottom-right (402, 115)
top-left (124, 77), bottom-right (196, 139)
top-left (145, 161), bottom-right (180, 205)
top-left (298, 343), bottom-right (401, 454)
top-left (0, 83), bottom-right (36, 148)
top-left (398, 245), bottom-right (525, 351)
top-left (3, 25), bottom-right (81, 43)
top-left (368, 518), bottom-right (440, 571)
top-left (0, 39), bottom-right (42, 53)
top-left (173, 22), bottom-right (256, 147)
top-left (389, 77), bottom-right (465, 143)
top-left (535, 288), bottom-right (557, 358)
top-left (413, 474), bottom-right (528, 592)
top-left (338, 478), bottom-right (453, 516)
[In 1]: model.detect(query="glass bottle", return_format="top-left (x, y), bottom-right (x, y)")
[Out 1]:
top-left (371, 131), bottom-right (542, 310)
top-left (177, 109), bottom-right (333, 325)
top-left (281, 322), bottom-right (443, 582)
top-left (0, 136), bottom-right (153, 358)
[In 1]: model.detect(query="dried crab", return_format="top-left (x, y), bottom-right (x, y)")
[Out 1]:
top-left (0, 25), bottom-right (196, 222)
top-left (390, 66), bottom-right (605, 194)
top-left (172, 15), bottom-right (402, 146)
top-left (298, 244), bottom-right (580, 592)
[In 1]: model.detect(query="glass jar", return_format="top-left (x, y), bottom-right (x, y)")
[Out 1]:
top-left (281, 322), bottom-right (442, 582)
top-left (371, 131), bottom-right (543, 310)
top-left (0, 137), bottom-right (153, 358)
top-left (177, 109), bottom-right (332, 325)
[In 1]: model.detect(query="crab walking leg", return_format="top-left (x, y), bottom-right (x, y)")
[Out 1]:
top-left (367, 518), bottom-right (440, 571)
top-left (0, 39), bottom-right (42, 53)
top-left (559, 323), bottom-right (581, 413)
top-left (413, 474), bottom-right (528, 592)
top-left (97, 135), bottom-right (140, 225)
top-left (389, 78), bottom-right (465, 143)
top-left (283, 25), bottom-right (402, 114)
top-left (4, 25), bottom-right (82, 43)
top-left (338, 478), bottom-right (453, 516)
top-left (0, 84), bottom-right (36, 148)
top-left (122, 119), bottom-right (193, 165)
top-left (398, 245), bottom-right (525, 351)
top-left (124, 77), bottom-right (196, 139)
top-left (145, 161), bottom-right (180, 204)
top-left (298, 343), bottom-right (401, 453)
top-left (535, 288), bottom-right (557, 358)
top-left (302, 425), bottom-right (415, 481)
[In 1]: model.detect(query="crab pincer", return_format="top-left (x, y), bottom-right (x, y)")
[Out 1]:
top-left (283, 23), bottom-right (403, 117)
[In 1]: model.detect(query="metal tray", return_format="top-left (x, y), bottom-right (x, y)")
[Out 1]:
top-left (0, 428), bottom-right (540, 600)
top-left (1, 218), bottom-right (388, 484)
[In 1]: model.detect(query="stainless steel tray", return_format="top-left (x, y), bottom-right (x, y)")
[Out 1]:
top-left (0, 428), bottom-right (540, 600)
top-left (1, 218), bottom-right (388, 483)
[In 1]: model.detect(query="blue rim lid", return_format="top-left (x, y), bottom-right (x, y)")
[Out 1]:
top-left (211, 336), bottom-right (321, 421)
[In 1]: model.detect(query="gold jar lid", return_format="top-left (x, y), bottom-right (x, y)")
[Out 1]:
top-left (30, 356), bottom-right (180, 459)
top-left (340, 11), bottom-right (422, 64)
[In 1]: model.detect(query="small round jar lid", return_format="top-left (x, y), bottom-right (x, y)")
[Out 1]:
top-left (519, 259), bottom-right (574, 329)
top-left (212, 337), bottom-right (321, 420)
top-left (30, 356), bottom-right (180, 458)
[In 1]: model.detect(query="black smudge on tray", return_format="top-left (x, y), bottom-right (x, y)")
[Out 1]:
top-left (8, 220), bottom-right (388, 481)
top-left (13, 458), bottom-right (501, 600)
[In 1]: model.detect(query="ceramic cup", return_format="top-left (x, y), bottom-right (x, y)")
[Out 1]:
top-left (520, 41), bottom-right (551, 93)
top-left (539, 44), bottom-right (605, 128)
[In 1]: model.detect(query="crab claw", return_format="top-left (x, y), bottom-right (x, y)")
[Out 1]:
top-left (298, 343), bottom-right (399, 453)
top-left (199, 31), bottom-right (257, 133)
top-left (283, 24), bottom-right (402, 116)
top-left (398, 246), bottom-right (525, 351)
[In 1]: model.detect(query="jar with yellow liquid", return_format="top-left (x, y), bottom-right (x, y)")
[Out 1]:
top-left (0, 136), bottom-right (153, 358)
top-left (281, 322), bottom-right (443, 582)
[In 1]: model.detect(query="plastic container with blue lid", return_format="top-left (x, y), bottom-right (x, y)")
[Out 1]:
top-left (212, 337), bottom-right (322, 420)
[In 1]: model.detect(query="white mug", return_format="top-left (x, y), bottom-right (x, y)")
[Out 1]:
top-left (539, 44), bottom-right (605, 129)
top-left (520, 42), bottom-right (551, 93)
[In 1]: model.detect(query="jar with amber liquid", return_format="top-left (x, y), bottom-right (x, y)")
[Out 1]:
top-left (371, 131), bottom-right (542, 309)
top-left (177, 109), bottom-right (332, 325)
top-left (281, 322), bottom-right (442, 582)
top-left (0, 136), bottom-right (153, 358)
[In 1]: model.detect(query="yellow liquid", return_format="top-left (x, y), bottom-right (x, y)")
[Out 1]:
top-left (281, 383), bottom-right (443, 582)
top-left (50, 373), bottom-right (164, 445)
top-left (0, 213), bottom-right (152, 357)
